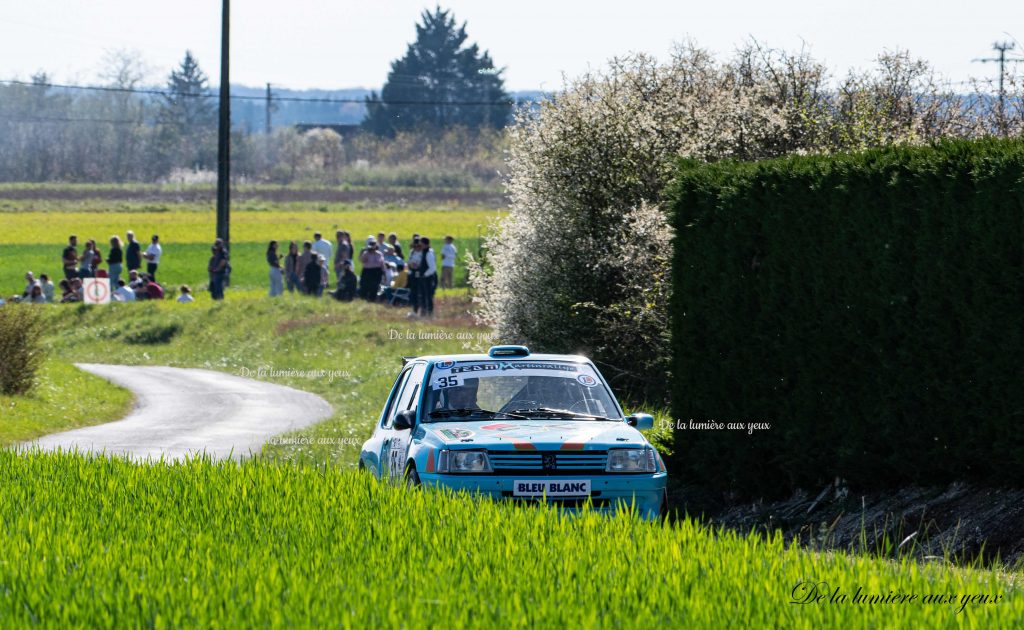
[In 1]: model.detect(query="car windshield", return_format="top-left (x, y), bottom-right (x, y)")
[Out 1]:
top-left (424, 360), bottom-right (621, 422)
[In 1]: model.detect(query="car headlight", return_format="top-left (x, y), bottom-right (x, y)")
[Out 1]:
top-left (606, 448), bottom-right (656, 473)
top-left (437, 449), bottom-right (492, 474)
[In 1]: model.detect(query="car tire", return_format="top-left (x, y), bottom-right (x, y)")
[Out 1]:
top-left (405, 463), bottom-right (421, 488)
top-left (659, 489), bottom-right (669, 521)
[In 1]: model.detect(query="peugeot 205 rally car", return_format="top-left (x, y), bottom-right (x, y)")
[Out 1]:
top-left (359, 345), bottom-right (668, 519)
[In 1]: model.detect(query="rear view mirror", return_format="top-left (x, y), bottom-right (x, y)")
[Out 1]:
top-left (394, 409), bottom-right (416, 431)
top-left (626, 413), bottom-right (654, 430)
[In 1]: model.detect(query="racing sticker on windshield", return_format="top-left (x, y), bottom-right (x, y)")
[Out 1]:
top-left (431, 361), bottom-right (595, 388)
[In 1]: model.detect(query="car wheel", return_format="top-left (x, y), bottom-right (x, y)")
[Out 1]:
top-left (405, 463), bottom-right (421, 488)
top-left (659, 488), bottom-right (669, 521)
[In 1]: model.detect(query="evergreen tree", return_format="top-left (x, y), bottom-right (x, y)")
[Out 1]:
top-left (157, 51), bottom-right (216, 171)
top-left (363, 7), bottom-right (511, 135)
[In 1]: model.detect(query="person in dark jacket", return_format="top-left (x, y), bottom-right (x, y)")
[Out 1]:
top-left (331, 260), bottom-right (358, 301)
top-left (125, 230), bottom-right (141, 272)
top-left (304, 254), bottom-right (324, 296)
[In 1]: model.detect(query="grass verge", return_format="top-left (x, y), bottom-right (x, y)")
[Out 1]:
top-left (0, 360), bottom-right (133, 446)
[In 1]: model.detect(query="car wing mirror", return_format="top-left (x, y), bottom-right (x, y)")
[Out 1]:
top-left (626, 413), bottom-right (654, 430)
top-left (394, 409), bottom-right (416, 431)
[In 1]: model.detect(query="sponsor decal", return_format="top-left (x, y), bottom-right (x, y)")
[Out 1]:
top-left (480, 423), bottom-right (517, 431)
top-left (509, 438), bottom-right (537, 451)
top-left (560, 441), bottom-right (586, 451)
top-left (449, 361), bottom-right (579, 375)
top-left (438, 428), bottom-right (474, 441)
top-left (426, 449), bottom-right (436, 473)
top-left (435, 360), bottom-right (455, 369)
top-left (576, 374), bottom-right (598, 387)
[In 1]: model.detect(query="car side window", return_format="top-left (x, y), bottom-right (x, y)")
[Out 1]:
top-left (390, 363), bottom-right (427, 424)
top-left (382, 368), bottom-right (412, 429)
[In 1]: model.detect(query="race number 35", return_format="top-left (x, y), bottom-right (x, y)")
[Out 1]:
top-left (436, 376), bottom-right (460, 388)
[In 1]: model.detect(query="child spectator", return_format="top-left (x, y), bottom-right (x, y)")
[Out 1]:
top-left (177, 285), bottom-right (194, 303)
top-left (441, 235), bottom-right (457, 289)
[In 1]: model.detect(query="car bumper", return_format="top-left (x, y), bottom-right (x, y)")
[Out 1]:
top-left (418, 472), bottom-right (668, 520)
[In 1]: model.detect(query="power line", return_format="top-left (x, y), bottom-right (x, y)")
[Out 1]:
top-left (0, 78), bottom-right (517, 107)
top-left (972, 41), bottom-right (1024, 135)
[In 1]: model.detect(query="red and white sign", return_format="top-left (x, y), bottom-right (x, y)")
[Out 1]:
top-left (83, 278), bottom-right (110, 304)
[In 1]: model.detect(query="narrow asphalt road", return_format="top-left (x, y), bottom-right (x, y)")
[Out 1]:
top-left (27, 363), bottom-right (333, 461)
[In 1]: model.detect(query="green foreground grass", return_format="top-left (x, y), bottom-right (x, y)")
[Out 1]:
top-left (0, 360), bottom-right (133, 446)
top-left (1, 451), bottom-right (1020, 627)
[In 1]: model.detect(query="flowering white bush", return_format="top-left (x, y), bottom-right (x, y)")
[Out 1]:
top-left (472, 43), bottom-right (1000, 401)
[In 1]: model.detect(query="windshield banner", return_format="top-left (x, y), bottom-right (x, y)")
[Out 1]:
top-left (430, 361), bottom-right (599, 388)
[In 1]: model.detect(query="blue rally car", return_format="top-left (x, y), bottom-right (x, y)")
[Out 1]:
top-left (359, 345), bottom-right (668, 519)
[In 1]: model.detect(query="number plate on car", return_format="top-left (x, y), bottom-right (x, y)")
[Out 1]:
top-left (513, 480), bottom-right (591, 497)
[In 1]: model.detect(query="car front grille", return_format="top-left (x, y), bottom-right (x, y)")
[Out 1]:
top-left (487, 450), bottom-right (608, 475)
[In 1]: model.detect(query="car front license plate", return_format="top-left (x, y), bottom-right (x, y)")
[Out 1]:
top-left (513, 479), bottom-right (591, 497)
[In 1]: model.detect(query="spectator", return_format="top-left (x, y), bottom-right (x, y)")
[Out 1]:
top-left (208, 238), bottom-right (229, 301)
top-left (62, 235), bottom-right (78, 280)
top-left (78, 240), bottom-right (96, 279)
top-left (143, 235), bottom-right (162, 280)
top-left (61, 278), bottom-right (83, 303)
top-left (358, 236), bottom-right (385, 301)
top-left (107, 236), bottom-right (124, 287)
top-left (319, 254), bottom-right (330, 297)
top-left (22, 272), bottom-right (40, 300)
top-left (388, 232), bottom-right (404, 259)
top-left (331, 260), bottom-right (358, 302)
top-left (177, 285), bottom-right (195, 303)
top-left (113, 279), bottom-right (136, 302)
top-left (296, 240), bottom-right (314, 293)
top-left (383, 262), bottom-right (408, 304)
top-left (267, 240), bottom-right (283, 297)
top-left (334, 230), bottom-right (352, 285)
top-left (383, 261), bottom-right (397, 290)
top-left (90, 239), bottom-right (104, 275)
top-left (441, 235), bottom-right (457, 289)
top-left (125, 230), bottom-right (141, 272)
top-left (376, 232), bottom-right (393, 257)
top-left (39, 274), bottom-right (54, 303)
top-left (284, 241), bottom-right (300, 293)
top-left (28, 285), bottom-right (46, 304)
top-left (312, 231), bottom-right (332, 266)
top-left (128, 269), bottom-right (144, 292)
top-left (303, 253), bottom-right (323, 296)
top-left (407, 237), bottom-right (423, 316)
top-left (143, 275), bottom-right (165, 300)
top-left (416, 236), bottom-right (438, 317)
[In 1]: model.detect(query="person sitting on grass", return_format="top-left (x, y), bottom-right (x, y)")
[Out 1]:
top-left (177, 285), bottom-right (194, 303)
top-left (331, 260), bottom-right (358, 302)
top-left (143, 275), bottom-right (165, 300)
top-left (28, 284), bottom-right (46, 304)
top-left (22, 272), bottom-right (40, 301)
top-left (113, 280), bottom-right (136, 302)
top-left (60, 278), bottom-right (82, 303)
top-left (39, 274), bottom-right (55, 303)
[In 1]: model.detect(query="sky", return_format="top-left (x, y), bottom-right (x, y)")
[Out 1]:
top-left (1, 1), bottom-right (1022, 92)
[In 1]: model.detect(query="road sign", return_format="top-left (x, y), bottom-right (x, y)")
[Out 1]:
top-left (83, 278), bottom-right (110, 304)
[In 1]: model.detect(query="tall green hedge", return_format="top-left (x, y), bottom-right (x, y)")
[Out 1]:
top-left (668, 139), bottom-right (1024, 496)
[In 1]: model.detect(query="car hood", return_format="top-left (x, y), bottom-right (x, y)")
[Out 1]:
top-left (421, 419), bottom-right (647, 450)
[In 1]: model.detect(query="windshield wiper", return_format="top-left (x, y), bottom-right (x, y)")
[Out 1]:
top-left (428, 408), bottom-right (495, 419)
top-left (428, 408), bottom-right (529, 421)
top-left (504, 407), bottom-right (615, 421)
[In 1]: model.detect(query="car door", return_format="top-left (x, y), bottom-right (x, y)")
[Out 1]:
top-left (385, 362), bottom-right (427, 482)
top-left (370, 366), bottom-right (412, 478)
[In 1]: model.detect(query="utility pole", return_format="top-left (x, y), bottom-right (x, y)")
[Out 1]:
top-left (265, 82), bottom-right (272, 135)
top-left (216, 0), bottom-right (231, 248)
top-left (973, 41), bottom-right (1024, 136)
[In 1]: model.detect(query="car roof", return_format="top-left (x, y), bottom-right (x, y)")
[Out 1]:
top-left (410, 353), bottom-right (593, 364)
